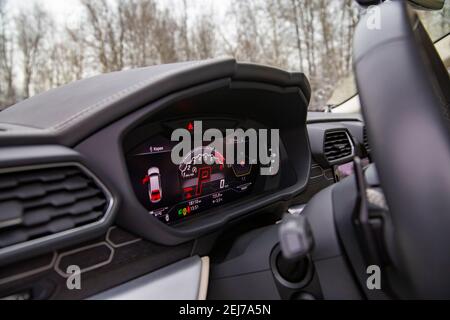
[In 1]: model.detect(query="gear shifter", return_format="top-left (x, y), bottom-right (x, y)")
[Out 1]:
top-left (279, 214), bottom-right (314, 260)
top-left (276, 214), bottom-right (314, 284)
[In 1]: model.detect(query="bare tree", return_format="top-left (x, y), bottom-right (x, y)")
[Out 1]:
top-left (192, 13), bottom-right (216, 60)
top-left (153, 8), bottom-right (179, 63)
top-left (0, 0), bottom-right (15, 108)
top-left (226, 1), bottom-right (267, 63)
top-left (181, 0), bottom-right (191, 60)
top-left (80, 0), bottom-right (124, 72)
top-left (80, 0), bottom-right (183, 67)
top-left (2, 0), bottom-right (444, 112)
top-left (265, 0), bottom-right (287, 67)
top-left (290, 0), bottom-right (304, 71)
top-left (65, 27), bottom-right (86, 82)
top-left (41, 36), bottom-right (85, 89)
top-left (15, 4), bottom-right (53, 99)
top-left (120, 0), bottom-right (157, 67)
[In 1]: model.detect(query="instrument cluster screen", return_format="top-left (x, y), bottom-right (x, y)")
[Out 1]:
top-left (126, 132), bottom-right (260, 224)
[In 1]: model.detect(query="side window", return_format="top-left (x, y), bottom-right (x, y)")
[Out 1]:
top-left (418, 2), bottom-right (450, 70)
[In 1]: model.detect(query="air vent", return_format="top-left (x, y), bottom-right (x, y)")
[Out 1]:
top-left (363, 127), bottom-right (371, 154)
top-left (0, 164), bottom-right (111, 249)
top-left (323, 130), bottom-right (354, 163)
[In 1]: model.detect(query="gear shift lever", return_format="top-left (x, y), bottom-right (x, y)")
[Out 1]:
top-left (278, 214), bottom-right (314, 260)
top-left (275, 213), bottom-right (315, 285)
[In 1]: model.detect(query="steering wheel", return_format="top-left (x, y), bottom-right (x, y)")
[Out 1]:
top-left (354, 1), bottom-right (450, 298)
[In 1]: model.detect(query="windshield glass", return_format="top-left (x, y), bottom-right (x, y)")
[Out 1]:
top-left (0, 0), bottom-right (449, 111)
top-left (419, 3), bottom-right (450, 42)
top-left (328, 4), bottom-right (449, 108)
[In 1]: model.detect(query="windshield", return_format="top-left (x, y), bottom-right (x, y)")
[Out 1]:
top-left (0, 0), bottom-right (449, 111)
top-left (328, 5), bottom-right (449, 108)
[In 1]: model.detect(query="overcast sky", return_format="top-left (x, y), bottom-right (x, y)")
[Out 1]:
top-left (7, 0), bottom-right (230, 28)
top-left (8, 0), bottom-right (83, 26)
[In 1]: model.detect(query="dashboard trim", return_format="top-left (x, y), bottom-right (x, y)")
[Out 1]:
top-left (88, 256), bottom-right (204, 300)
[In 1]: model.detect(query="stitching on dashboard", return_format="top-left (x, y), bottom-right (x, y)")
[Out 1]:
top-left (50, 60), bottom-right (205, 132)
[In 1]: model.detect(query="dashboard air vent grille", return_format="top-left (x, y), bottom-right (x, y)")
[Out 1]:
top-left (363, 127), bottom-right (371, 154)
top-left (324, 130), bottom-right (353, 163)
top-left (0, 165), bottom-right (109, 249)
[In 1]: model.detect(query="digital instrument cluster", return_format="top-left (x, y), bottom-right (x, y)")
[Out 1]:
top-left (126, 126), bottom-right (260, 224)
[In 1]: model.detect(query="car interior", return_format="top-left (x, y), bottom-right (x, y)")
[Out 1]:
top-left (0, 0), bottom-right (449, 300)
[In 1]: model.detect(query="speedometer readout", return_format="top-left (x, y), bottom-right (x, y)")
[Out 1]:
top-left (127, 135), bottom-right (258, 224)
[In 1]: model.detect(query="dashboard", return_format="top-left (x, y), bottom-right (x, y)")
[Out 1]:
top-left (0, 59), bottom-right (370, 299)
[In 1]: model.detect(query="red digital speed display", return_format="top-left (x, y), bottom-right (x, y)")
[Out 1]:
top-left (126, 135), bottom-right (259, 224)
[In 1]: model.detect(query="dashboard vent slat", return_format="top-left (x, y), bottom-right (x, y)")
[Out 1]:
top-left (0, 165), bottom-right (110, 249)
top-left (23, 197), bottom-right (106, 227)
top-left (323, 130), bottom-right (354, 163)
top-left (24, 187), bottom-right (101, 209)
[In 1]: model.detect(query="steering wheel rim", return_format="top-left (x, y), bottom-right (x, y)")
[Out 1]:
top-left (354, 1), bottom-right (450, 299)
